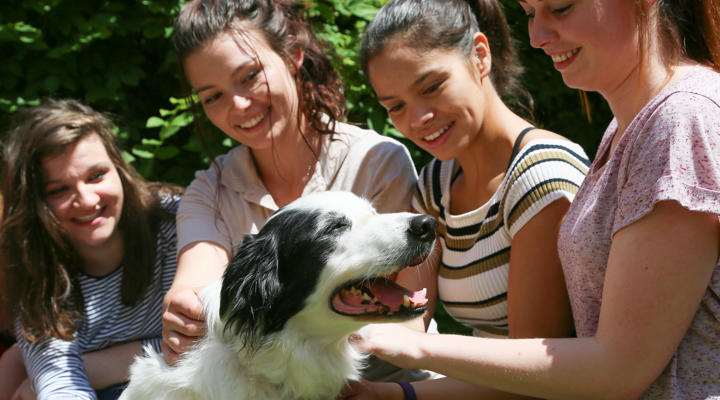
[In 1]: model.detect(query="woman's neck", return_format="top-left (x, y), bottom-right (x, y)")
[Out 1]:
top-left (603, 59), bottom-right (693, 146)
top-left (450, 94), bottom-right (532, 214)
top-left (76, 232), bottom-right (125, 277)
top-left (456, 96), bottom-right (530, 187)
top-left (251, 116), bottom-right (322, 206)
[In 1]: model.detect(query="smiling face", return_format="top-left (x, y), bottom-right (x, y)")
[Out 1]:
top-left (43, 133), bottom-right (124, 255)
top-left (518, 0), bottom-right (638, 94)
top-left (183, 29), bottom-right (303, 151)
top-left (368, 42), bottom-right (489, 161)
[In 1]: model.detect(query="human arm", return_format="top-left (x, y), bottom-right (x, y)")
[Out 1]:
top-left (507, 197), bottom-right (574, 339)
top-left (340, 378), bottom-right (537, 400)
top-left (162, 163), bottom-right (238, 364)
top-left (351, 200), bottom-right (719, 399)
top-left (81, 340), bottom-right (148, 390)
top-left (18, 337), bottom-right (97, 399)
top-left (162, 241), bottom-right (229, 365)
top-left (1, 339), bottom-right (161, 399)
top-left (342, 198), bottom-right (573, 399)
top-left (0, 344), bottom-right (27, 400)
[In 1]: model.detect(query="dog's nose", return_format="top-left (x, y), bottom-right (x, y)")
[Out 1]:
top-left (408, 215), bottom-right (437, 242)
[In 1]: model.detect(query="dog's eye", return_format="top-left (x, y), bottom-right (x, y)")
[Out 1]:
top-left (325, 218), bottom-right (351, 234)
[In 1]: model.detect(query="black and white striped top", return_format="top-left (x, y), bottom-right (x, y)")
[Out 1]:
top-left (18, 195), bottom-right (179, 399)
top-left (413, 139), bottom-right (589, 337)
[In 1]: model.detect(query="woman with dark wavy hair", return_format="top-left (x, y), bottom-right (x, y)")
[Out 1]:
top-left (343, 0), bottom-right (590, 398)
top-left (346, 0), bottom-right (720, 399)
top-left (161, 0), bottom-right (432, 382)
top-left (0, 99), bottom-right (181, 399)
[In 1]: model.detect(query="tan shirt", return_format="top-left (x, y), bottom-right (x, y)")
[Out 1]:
top-left (177, 122), bottom-right (418, 254)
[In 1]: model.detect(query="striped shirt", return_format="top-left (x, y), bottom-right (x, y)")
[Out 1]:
top-left (18, 195), bottom-right (179, 400)
top-left (413, 139), bottom-right (589, 337)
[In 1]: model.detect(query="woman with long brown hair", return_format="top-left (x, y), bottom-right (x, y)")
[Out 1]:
top-left (161, 0), bottom-right (434, 383)
top-left (0, 99), bottom-right (181, 399)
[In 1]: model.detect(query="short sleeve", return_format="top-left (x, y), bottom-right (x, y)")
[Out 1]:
top-left (502, 141), bottom-right (589, 237)
top-left (614, 92), bottom-right (720, 233)
top-left (176, 161), bottom-right (232, 254)
top-left (349, 139), bottom-right (418, 214)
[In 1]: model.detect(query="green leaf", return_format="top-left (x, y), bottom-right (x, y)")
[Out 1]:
top-left (122, 150), bottom-right (136, 164)
top-left (154, 145), bottom-right (180, 160)
top-left (146, 116), bottom-right (166, 128)
top-left (169, 111), bottom-right (193, 127)
top-left (347, 3), bottom-right (380, 20)
top-left (159, 124), bottom-right (181, 140)
top-left (131, 147), bottom-right (155, 159)
top-left (141, 138), bottom-right (163, 146)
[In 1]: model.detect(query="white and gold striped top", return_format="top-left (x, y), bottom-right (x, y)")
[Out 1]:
top-left (413, 138), bottom-right (590, 337)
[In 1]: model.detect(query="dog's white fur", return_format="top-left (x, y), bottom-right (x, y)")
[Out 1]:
top-left (120, 191), bottom-right (435, 400)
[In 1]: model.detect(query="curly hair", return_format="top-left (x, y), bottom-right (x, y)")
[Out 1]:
top-left (173, 0), bottom-right (346, 138)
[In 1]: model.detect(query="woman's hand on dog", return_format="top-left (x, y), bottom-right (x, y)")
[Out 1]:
top-left (161, 287), bottom-right (206, 365)
top-left (349, 324), bottom-right (425, 370)
top-left (337, 379), bottom-right (404, 400)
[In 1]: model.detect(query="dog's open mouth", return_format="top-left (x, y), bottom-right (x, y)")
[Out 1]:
top-left (331, 272), bottom-right (428, 318)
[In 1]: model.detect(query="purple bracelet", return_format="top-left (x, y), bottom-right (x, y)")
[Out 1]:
top-left (396, 381), bottom-right (417, 400)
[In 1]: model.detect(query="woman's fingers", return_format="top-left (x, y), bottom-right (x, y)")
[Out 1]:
top-left (161, 288), bottom-right (206, 364)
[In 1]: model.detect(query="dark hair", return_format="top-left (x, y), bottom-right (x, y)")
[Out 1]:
top-left (173, 0), bottom-right (346, 137)
top-left (360, 0), bottom-right (533, 118)
top-left (637, 0), bottom-right (719, 72)
top-left (0, 99), bottom-right (180, 342)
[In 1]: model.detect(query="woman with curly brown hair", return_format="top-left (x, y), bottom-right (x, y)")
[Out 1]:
top-left (161, 0), bottom-right (433, 383)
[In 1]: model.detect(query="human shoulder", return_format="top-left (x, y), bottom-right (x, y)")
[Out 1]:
top-left (672, 64), bottom-right (720, 101)
top-left (517, 128), bottom-right (570, 148)
top-left (643, 65), bottom-right (720, 125)
top-left (332, 121), bottom-right (415, 178)
top-left (628, 67), bottom-right (720, 152)
top-left (502, 135), bottom-right (589, 232)
top-left (508, 133), bottom-right (590, 177)
top-left (152, 186), bottom-right (182, 213)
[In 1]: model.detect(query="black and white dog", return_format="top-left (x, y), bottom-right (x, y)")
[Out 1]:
top-left (120, 191), bottom-right (436, 400)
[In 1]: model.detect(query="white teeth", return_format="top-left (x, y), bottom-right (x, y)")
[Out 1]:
top-left (75, 209), bottom-right (102, 223)
top-left (551, 48), bottom-right (579, 63)
top-left (239, 109), bottom-right (268, 128)
top-left (423, 124), bottom-right (450, 141)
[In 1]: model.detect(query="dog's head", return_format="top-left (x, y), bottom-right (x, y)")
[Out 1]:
top-left (219, 191), bottom-right (436, 349)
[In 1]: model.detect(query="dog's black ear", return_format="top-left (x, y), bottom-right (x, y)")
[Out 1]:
top-left (220, 232), bottom-right (282, 350)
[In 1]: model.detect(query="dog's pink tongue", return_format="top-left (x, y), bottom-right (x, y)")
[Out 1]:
top-left (370, 280), bottom-right (427, 307)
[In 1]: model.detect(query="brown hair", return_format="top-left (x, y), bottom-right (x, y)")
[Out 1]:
top-left (360, 0), bottom-right (533, 119)
top-left (173, 0), bottom-right (346, 142)
top-left (0, 99), bottom-right (179, 342)
top-left (636, 0), bottom-right (719, 71)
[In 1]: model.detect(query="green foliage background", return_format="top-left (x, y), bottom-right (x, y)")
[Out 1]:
top-left (1, 0), bottom-right (611, 186)
top-left (1, 0), bottom-right (612, 335)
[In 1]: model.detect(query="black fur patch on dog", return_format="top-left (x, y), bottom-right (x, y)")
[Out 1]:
top-left (219, 208), bottom-right (351, 349)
